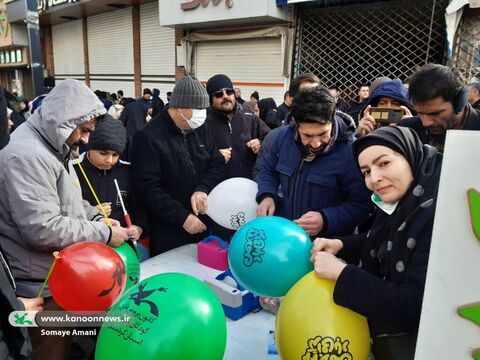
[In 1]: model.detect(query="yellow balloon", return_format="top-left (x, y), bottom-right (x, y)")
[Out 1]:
top-left (275, 271), bottom-right (370, 360)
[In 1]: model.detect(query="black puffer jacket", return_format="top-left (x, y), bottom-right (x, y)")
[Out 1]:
top-left (0, 88), bottom-right (8, 150)
top-left (0, 249), bottom-right (31, 360)
top-left (206, 107), bottom-right (269, 179)
top-left (1, 88), bottom-right (30, 360)
top-left (130, 109), bottom-right (225, 255)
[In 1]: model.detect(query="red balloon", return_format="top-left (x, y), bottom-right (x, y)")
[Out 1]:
top-left (48, 241), bottom-right (126, 313)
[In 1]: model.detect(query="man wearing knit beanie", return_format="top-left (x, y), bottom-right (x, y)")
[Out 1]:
top-left (205, 73), bottom-right (269, 179)
top-left (130, 75), bottom-right (225, 255)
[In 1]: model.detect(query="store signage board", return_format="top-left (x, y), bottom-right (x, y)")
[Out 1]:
top-left (181, 0), bottom-right (233, 11)
top-left (37, 0), bottom-right (80, 14)
top-left (160, 0), bottom-right (291, 27)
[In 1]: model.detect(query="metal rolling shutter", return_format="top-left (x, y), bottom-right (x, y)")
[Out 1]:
top-left (87, 8), bottom-right (135, 97)
top-left (294, 0), bottom-right (447, 102)
top-left (195, 37), bottom-right (285, 106)
top-left (140, 2), bottom-right (176, 103)
top-left (52, 20), bottom-right (85, 81)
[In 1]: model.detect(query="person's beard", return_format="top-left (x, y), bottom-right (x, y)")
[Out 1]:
top-left (307, 143), bottom-right (326, 154)
top-left (218, 98), bottom-right (236, 115)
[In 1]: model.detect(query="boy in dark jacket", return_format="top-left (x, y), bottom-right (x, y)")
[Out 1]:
top-left (72, 115), bottom-right (147, 241)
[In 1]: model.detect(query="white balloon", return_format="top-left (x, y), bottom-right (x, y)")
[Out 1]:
top-left (207, 177), bottom-right (258, 230)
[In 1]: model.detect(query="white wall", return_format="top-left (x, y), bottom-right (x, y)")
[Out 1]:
top-left (415, 130), bottom-right (480, 359)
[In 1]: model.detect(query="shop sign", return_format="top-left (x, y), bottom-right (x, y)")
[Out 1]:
top-left (37, 0), bottom-right (80, 13)
top-left (181, 0), bottom-right (233, 11)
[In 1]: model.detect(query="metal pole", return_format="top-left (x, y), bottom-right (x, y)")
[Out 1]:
top-left (25, 0), bottom-right (43, 97)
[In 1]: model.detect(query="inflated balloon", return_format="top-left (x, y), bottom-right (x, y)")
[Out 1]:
top-left (207, 177), bottom-right (258, 230)
top-left (275, 272), bottom-right (370, 360)
top-left (48, 241), bottom-right (126, 313)
top-left (95, 273), bottom-right (227, 360)
top-left (228, 216), bottom-right (313, 297)
top-left (113, 243), bottom-right (140, 291)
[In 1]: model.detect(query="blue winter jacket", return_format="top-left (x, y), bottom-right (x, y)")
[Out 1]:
top-left (256, 114), bottom-right (373, 236)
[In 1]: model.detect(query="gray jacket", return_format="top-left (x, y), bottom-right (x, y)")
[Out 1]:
top-left (0, 79), bottom-right (109, 298)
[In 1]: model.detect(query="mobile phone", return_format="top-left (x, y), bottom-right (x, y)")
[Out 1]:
top-left (370, 107), bottom-right (404, 123)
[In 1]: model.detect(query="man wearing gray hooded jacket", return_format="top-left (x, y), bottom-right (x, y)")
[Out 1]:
top-left (0, 80), bottom-right (131, 359)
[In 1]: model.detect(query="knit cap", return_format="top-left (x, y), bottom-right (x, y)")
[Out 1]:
top-left (206, 74), bottom-right (234, 97)
top-left (87, 115), bottom-right (127, 154)
top-left (169, 75), bottom-right (209, 109)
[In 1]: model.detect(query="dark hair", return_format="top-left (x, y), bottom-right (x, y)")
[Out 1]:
top-left (43, 76), bottom-right (55, 89)
top-left (328, 85), bottom-right (340, 91)
top-left (289, 73), bottom-right (321, 98)
top-left (117, 90), bottom-right (124, 96)
top-left (283, 91), bottom-right (290, 100)
top-left (409, 64), bottom-right (464, 104)
top-left (358, 83), bottom-right (369, 90)
top-left (250, 91), bottom-right (259, 101)
top-left (469, 82), bottom-right (480, 93)
top-left (111, 93), bottom-right (118, 101)
top-left (291, 86), bottom-right (335, 124)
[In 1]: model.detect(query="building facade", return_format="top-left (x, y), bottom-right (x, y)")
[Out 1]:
top-left (279, 0), bottom-right (448, 102)
top-left (0, 0), bottom-right (32, 98)
top-left (5, 0), bottom-right (176, 101)
top-left (161, 0), bottom-right (294, 105)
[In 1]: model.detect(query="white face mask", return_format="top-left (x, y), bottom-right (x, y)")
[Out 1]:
top-left (181, 109), bottom-right (206, 130)
top-left (371, 192), bottom-right (399, 215)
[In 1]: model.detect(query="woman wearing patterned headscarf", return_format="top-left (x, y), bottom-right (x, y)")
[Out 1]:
top-left (310, 126), bottom-right (443, 360)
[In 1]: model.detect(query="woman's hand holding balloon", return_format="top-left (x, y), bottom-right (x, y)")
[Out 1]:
top-left (311, 252), bottom-right (346, 281)
top-left (310, 237), bottom-right (343, 258)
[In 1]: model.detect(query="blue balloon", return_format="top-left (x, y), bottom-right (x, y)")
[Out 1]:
top-left (228, 216), bottom-right (313, 297)
top-left (135, 243), bottom-right (150, 262)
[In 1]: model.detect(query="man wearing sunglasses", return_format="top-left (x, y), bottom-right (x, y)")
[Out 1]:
top-left (206, 74), bottom-right (269, 179)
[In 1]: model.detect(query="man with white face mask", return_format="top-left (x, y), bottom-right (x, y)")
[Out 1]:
top-left (130, 75), bottom-right (225, 255)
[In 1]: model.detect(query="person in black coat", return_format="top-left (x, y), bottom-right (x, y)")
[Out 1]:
top-left (0, 88), bottom-right (43, 360)
top-left (311, 126), bottom-right (442, 360)
top-left (130, 76), bottom-right (225, 256)
top-left (119, 101), bottom-right (146, 161)
top-left (205, 74), bottom-right (269, 179)
top-left (150, 88), bottom-right (165, 118)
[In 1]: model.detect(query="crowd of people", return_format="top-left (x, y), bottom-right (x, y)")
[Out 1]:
top-left (1, 63), bottom-right (480, 360)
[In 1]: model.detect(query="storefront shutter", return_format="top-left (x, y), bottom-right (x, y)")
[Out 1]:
top-left (195, 37), bottom-right (286, 106)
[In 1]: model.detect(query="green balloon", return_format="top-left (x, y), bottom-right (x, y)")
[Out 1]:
top-left (95, 273), bottom-right (227, 360)
top-left (113, 243), bottom-right (140, 291)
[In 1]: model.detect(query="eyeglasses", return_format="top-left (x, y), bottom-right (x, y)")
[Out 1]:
top-left (213, 88), bottom-right (235, 99)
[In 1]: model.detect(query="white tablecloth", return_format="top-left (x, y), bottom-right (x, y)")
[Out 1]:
top-left (140, 244), bottom-right (279, 360)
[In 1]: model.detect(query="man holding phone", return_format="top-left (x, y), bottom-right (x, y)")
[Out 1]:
top-left (356, 79), bottom-right (414, 137)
